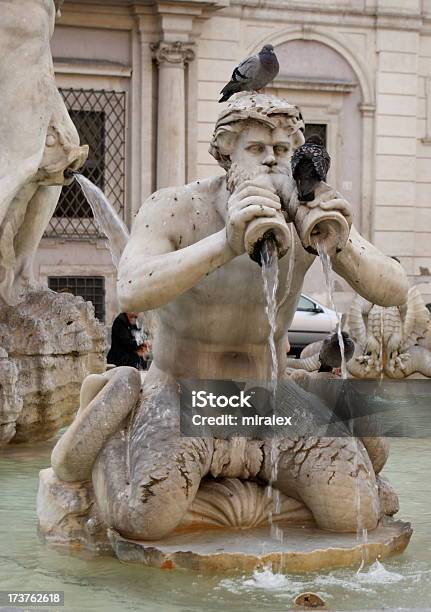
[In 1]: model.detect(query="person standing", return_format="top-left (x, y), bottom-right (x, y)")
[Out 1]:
top-left (107, 312), bottom-right (151, 369)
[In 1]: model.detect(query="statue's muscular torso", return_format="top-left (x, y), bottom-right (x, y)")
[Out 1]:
top-left (122, 176), bottom-right (314, 380)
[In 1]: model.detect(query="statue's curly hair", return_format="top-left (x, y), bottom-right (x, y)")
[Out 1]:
top-left (209, 92), bottom-right (305, 170)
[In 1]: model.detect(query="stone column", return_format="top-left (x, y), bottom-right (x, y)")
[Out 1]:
top-left (359, 103), bottom-right (376, 242)
top-left (151, 41), bottom-right (195, 190)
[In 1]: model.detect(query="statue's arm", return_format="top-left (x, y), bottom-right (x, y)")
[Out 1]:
top-left (331, 225), bottom-right (409, 307)
top-left (118, 192), bottom-right (235, 312)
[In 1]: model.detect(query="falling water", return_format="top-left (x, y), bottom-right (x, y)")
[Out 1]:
top-left (260, 238), bottom-right (283, 542)
top-left (74, 173), bottom-right (130, 269)
top-left (72, 174), bottom-right (139, 474)
top-left (316, 242), bottom-right (368, 568)
top-left (316, 243), bottom-right (347, 378)
top-left (379, 309), bottom-right (385, 379)
top-left (261, 239), bottom-right (279, 386)
top-left (277, 224), bottom-right (295, 310)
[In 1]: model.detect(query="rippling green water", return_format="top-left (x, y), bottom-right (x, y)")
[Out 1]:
top-left (0, 438), bottom-right (430, 611)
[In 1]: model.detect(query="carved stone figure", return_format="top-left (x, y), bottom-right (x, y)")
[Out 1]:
top-left (38, 93), bottom-right (411, 566)
top-left (0, 0), bottom-right (87, 305)
top-left (347, 286), bottom-right (431, 378)
top-left (0, 1), bottom-right (103, 444)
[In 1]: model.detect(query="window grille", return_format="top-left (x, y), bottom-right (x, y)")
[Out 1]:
top-left (46, 88), bottom-right (126, 238)
top-left (304, 123), bottom-right (327, 147)
top-left (48, 276), bottom-right (106, 322)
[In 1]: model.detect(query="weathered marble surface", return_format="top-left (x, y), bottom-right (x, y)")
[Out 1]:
top-left (38, 469), bottom-right (411, 572)
top-left (38, 92), bottom-right (411, 569)
top-left (107, 519), bottom-right (412, 573)
top-left (0, 0), bottom-right (87, 306)
top-left (0, 1), bottom-right (99, 445)
top-left (347, 286), bottom-right (431, 378)
top-left (37, 467), bottom-right (112, 552)
top-left (0, 290), bottom-right (106, 444)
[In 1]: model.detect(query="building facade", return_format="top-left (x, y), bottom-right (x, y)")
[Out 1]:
top-left (34, 0), bottom-right (431, 322)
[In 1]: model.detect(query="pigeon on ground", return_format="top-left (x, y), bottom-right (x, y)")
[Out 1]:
top-left (291, 134), bottom-right (331, 202)
top-left (218, 44), bottom-right (279, 103)
top-left (318, 331), bottom-right (355, 372)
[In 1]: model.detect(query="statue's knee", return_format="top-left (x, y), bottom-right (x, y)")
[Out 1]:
top-left (119, 492), bottom-right (186, 540)
top-left (308, 475), bottom-right (379, 532)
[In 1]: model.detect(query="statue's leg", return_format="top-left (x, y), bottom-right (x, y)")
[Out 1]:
top-left (13, 185), bottom-right (62, 287)
top-left (260, 436), bottom-right (379, 532)
top-left (51, 367), bottom-right (142, 482)
top-left (92, 367), bottom-right (213, 540)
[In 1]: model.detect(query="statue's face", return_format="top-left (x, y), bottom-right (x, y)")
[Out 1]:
top-left (230, 122), bottom-right (293, 177)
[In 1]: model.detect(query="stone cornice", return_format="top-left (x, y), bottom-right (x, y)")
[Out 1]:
top-left (134, 0), bottom-right (228, 14)
top-left (150, 40), bottom-right (195, 64)
top-left (275, 75), bottom-right (357, 93)
top-left (54, 58), bottom-right (132, 77)
top-left (226, 0), bottom-right (426, 32)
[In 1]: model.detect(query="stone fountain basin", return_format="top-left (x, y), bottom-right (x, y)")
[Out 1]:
top-left (108, 519), bottom-right (412, 573)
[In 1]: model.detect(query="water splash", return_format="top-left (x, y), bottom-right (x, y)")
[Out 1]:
top-left (260, 239), bottom-right (283, 541)
top-left (218, 566), bottom-right (301, 594)
top-left (356, 560), bottom-right (404, 584)
top-left (74, 174), bottom-right (129, 268)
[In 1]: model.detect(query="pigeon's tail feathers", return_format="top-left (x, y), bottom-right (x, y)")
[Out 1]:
top-left (218, 81), bottom-right (240, 103)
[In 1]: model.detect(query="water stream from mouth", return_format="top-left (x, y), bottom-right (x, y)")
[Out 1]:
top-left (260, 238), bottom-right (283, 542)
top-left (74, 173), bottom-right (129, 269)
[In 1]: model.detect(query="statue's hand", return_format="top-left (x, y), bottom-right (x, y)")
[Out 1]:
top-left (310, 187), bottom-right (353, 228)
top-left (288, 184), bottom-right (352, 225)
top-left (288, 183), bottom-right (353, 255)
top-left (226, 176), bottom-right (281, 255)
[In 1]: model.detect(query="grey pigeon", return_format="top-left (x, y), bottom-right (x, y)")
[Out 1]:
top-left (219, 44), bottom-right (279, 103)
top-left (291, 134), bottom-right (331, 202)
top-left (318, 331), bottom-right (355, 372)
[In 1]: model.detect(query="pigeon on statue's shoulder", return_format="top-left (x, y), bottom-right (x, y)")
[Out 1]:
top-left (219, 44), bottom-right (279, 103)
top-left (291, 134), bottom-right (331, 202)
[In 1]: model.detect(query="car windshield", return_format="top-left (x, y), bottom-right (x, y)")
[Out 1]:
top-left (297, 295), bottom-right (317, 312)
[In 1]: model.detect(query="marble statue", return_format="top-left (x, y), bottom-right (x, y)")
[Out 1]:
top-left (38, 93), bottom-right (411, 568)
top-left (0, 1), bottom-right (105, 444)
top-left (0, 0), bottom-right (87, 306)
top-left (347, 285), bottom-right (431, 378)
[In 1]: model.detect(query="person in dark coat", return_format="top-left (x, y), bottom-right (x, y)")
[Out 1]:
top-left (107, 312), bottom-right (150, 370)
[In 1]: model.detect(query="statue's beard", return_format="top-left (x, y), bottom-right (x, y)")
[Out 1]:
top-left (226, 162), bottom-right (291, 194)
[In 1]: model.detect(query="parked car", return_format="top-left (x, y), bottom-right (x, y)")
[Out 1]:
top-left (288, 294), bottom-right (340, 356)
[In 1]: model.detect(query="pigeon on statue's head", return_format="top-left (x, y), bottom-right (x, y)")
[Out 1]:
top-left (291, 134), bottom-right (331, 202)
top-left (218, 45), bottom-right (280, 103)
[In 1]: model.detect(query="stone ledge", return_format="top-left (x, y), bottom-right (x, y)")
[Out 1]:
top-left (107, 519), bottom-right (412, 573)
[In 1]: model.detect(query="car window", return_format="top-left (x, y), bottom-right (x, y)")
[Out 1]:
top-left (297, 295), bottom-right (316, 312)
